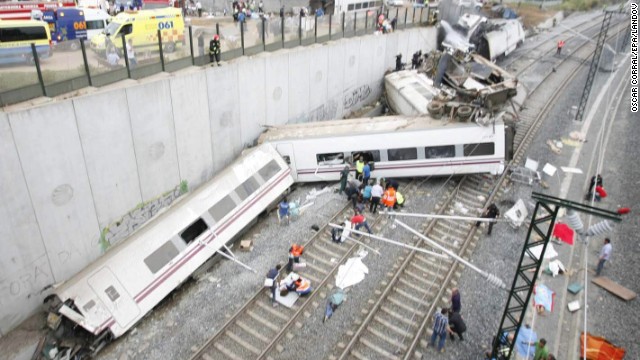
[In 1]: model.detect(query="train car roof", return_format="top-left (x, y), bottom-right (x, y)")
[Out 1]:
top-left (258, 116), bottom-right (502, 142)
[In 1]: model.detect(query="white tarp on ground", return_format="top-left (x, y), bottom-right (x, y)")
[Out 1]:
top-left (527, 243), bottom-right (558, 260)
top-left (335, 256), bottom-right (369, 289)
top-left (274, 290), bottom-right (299, 308)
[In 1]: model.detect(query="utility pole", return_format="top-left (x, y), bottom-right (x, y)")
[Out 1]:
top-left (491, 192), bottom-right (622, 359)
top-left (574, 11), bottom-right (613, 121)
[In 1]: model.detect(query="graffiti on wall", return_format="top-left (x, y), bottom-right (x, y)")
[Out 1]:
top-left (0, 254), bottom-right (52, 308)
top-left (99, 180), bottom-right (189, 252)
top-left (304, 99), bottom-right (339, 123)
top-left (343, 85), bottom-right (372, 110)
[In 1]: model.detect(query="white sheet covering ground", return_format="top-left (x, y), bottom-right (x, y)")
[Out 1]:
top-left (274, 290), bottom-right (300, 308)
top-left (335, 257), bottom-right (369, 289)
top-left (527, 243), bottom-right (558, 260)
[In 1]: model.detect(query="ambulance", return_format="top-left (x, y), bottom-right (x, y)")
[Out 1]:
top-left (90, 7), bottom-right (183, 54)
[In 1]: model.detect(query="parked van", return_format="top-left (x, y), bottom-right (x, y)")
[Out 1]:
top-left (33, 7), bottom-right (110, 50)
top-left (90, 7), bottom-right (183, 54)
top-left (0, 19), bottom-right (52, 64)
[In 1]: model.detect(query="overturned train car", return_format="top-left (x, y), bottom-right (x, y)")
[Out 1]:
top-left (43, 144), bottom-right (294, 355)
top-left (259, 115), bottom-right (515, 183)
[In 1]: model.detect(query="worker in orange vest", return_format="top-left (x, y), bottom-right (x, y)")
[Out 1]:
top-left (382, 185), bottom-right (397, 215)
top-left (294, 277), bottom-right (312, 296)
top-left (557, 40), bottom-right (565, 55)
top-left (287, 244), bottom-right (304, 271)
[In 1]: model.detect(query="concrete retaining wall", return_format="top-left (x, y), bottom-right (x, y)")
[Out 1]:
top-left (0, 26), bottom-right (436, 336)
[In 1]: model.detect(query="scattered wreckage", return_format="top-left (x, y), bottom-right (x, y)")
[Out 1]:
top-left (438, 13), bottom-right (525, 61)
top-left (384, 49), bottom-right (518, 121)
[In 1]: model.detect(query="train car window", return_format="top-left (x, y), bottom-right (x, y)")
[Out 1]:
top-left (105, 285), bottom-right (120, 302)
top-left (144, 241), bottom-right (180, 274)
top-left (463, 143), bottom-right (495, 156)
top-left (180, 218), bottom-right (209, 244)
top-left (387, 148), bottom-right (418, 161)
top-left (83, 300), bottom-right (96, 313)
top-left (348, 4), bottom-right (355, 10)
top-left (235, 177), bottom-right (260, 201)
top-left (351, 151), bottom-right (381, 163)
top-left (208, 195), bottom-right (237, 223)
top-left (86, 20), bottom-right (105, 30)
top-left (425, 145), bottom-right (456, 159)
top-left (258, 160), bottom-right (282, 181)
top-left (317, 153), bottom-right (345, 165)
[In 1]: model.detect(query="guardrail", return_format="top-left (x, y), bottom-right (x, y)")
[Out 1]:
top-left (0, 7), bottom-right (434, 108)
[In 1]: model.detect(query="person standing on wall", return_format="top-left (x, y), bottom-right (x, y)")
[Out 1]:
top-left (209, 34), bottom-right (221, 66)
top-left (196, 0), bottom-right (202, 17)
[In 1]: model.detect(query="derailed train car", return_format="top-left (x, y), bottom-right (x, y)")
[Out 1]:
top-left (258, 115), bottom-right (515, 183)
top-left (43, 144), bottom-right (294, 356)
top-left (476, 19), bottom-right (526, 61)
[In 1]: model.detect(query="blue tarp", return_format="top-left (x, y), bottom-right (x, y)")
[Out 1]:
top-left (515, 326), bottom-right (538, 359)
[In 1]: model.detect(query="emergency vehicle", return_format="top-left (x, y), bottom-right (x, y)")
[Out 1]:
top-left (0, 19), bottom-right (52, 64)
top-left (90, 7), bottom-right (184, 54)
top-left (32, 8), bottom-right (110, 50)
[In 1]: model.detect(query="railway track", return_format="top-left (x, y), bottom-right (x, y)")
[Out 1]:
top-left (500, 13), bottom-right (605, 71)
top-left (189, 180), bottom-right (428, 360)
top-left (190, 15), bottom-right (630, 360)
top-left (331, 18), bottom-right (631, 360)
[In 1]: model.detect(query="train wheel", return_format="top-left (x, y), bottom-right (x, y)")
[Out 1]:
top-left (456, 105), bottom-right (473, 121)
top-left (427, 101), bottom-right (444, 118)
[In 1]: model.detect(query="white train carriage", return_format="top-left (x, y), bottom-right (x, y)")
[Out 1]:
top-left (45, 144), bottom-right (293, 351)
top-left (258, 115), bottom-right (514, 183)
top-left (477, 19), bottom-right (525, 61)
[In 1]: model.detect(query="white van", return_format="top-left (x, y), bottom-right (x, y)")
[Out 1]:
top-left (83, 8), bottom-right (111, 41)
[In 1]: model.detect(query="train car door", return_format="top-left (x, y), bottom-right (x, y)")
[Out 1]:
top-left (276, 143), bottom-right (297, 180)
top-left (88, 267), bottom-right (141, 328)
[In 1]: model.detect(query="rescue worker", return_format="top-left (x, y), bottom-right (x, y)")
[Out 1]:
top-left (370, 180), bottom-right (384, 214)
top-left (393, 191), bottom-right (405, 210)
top-left (331, 222), bottom-right (345, 243)
top-left (476, 203), bottom-right (500, 235)
top-left (339, 165), bottom-right (350, 194)
top-left (294, 276), bottom-right (312, 296)
top-left (280, 272), bottom-right (299, 293)
top-left (362, 181), bottom-right (373, 205)
top-left (355, 156), bottom-right (365, 181)
top-left (362, 161), bottom-right (371, 186)
top-left (395, 53), bottom-right (403, 71)
top-left (556, 40), bottom-right (564, 55)
top-left (266, 264), bottom-right (281, 306)
top-left (209, 34), bottom-right (221, 66)
top-left (287, 243), bottom-right (304, 271)
top-left (351, 210), bottom-right (372, 235)
top-left (382, 184), bottom-right (396, 211)
top-left (278, 197), bottom-right (290, 225)
top-left (585, 174), bottom-right (604, 201)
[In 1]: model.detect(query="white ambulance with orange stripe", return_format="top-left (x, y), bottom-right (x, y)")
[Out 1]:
top-left (90, 7), bottom-right (183, 54)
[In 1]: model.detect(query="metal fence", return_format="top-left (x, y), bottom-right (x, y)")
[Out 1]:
top-left (0, 7), bottom-right (434, 107)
